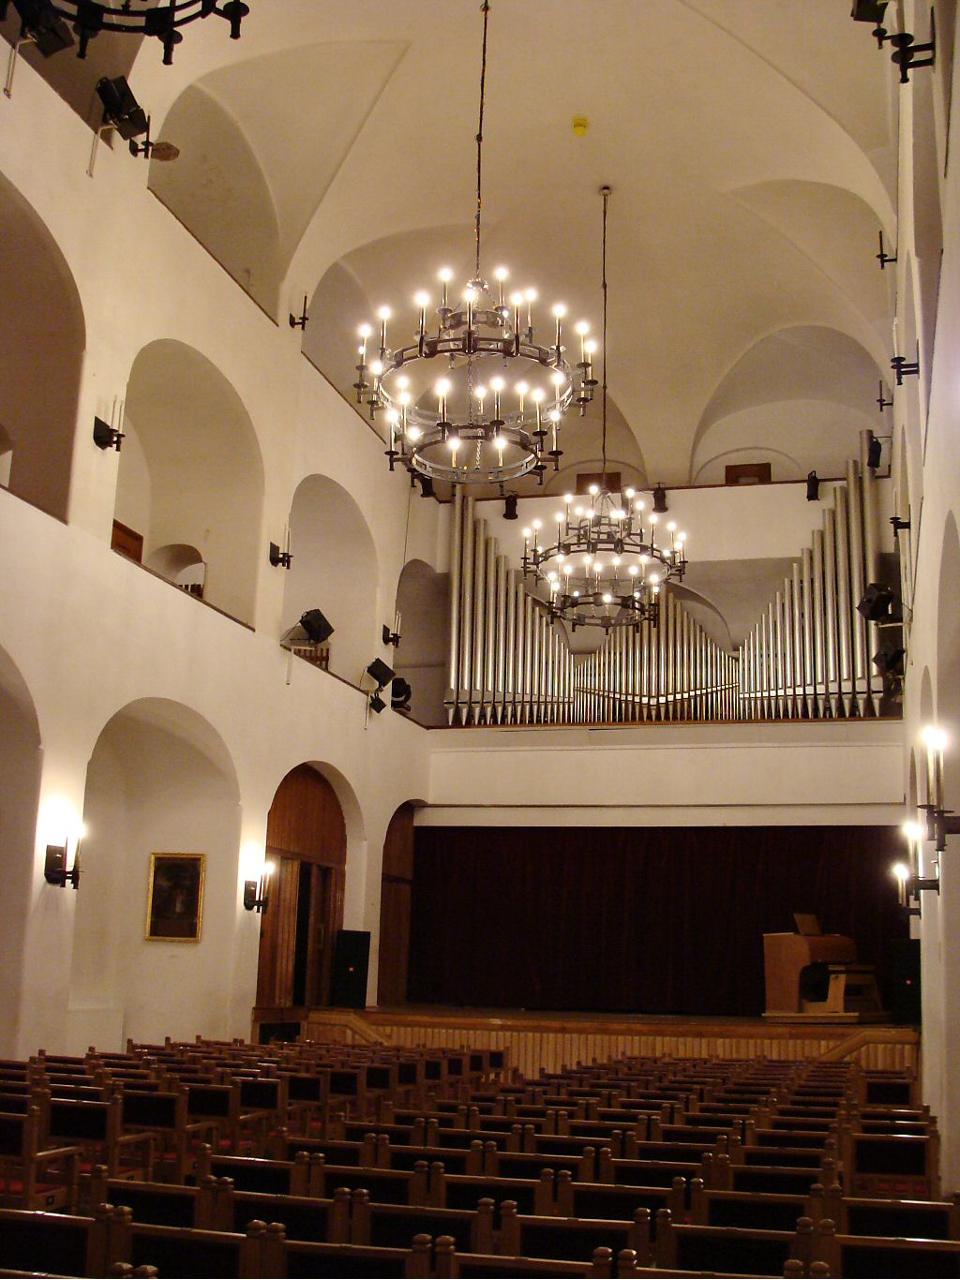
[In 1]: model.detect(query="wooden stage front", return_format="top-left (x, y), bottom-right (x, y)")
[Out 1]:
top-left (253, 1005), bottom-right (920, 1080)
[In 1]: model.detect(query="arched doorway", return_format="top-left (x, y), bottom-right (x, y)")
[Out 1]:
top-left (377, 802), bottom-right (417, 1006)
top-left (256, 764), bottom-right (346, 1009)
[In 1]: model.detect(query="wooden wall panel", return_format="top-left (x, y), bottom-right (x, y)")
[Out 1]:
top-left (266, 764), bottom-right (346, 866)
top-left (382, 804), bottom-right (415, 879)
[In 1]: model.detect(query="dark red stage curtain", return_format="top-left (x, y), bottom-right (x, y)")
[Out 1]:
top-left (407, 826), bottom-right (908, 1016)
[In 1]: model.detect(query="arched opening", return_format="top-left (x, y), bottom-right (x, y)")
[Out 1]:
top-left (145, 543), bottom-right (207, 599)
top-left (0, 645), bottom-right (42, 1056)
top-left (392, 560), bottom-right (449, 726)
top-left (0, 172), bottom-right (85, 520)
top-left (116, 340), bottom-right (264, 626)
top-left (255, 764), bottom-right (347, 1011)
top-left (377, 802), bottom-right (418, 1006)
top-left (72, 698), bottom-right (241, 1048)
top-left (282, 475), bottom-right (379, 684)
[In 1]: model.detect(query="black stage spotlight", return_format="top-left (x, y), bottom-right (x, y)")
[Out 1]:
top-left (652, 484), bottom-right (668, 514)
top-left (873, 644), bottom-right (905, 678)
top-left (857, 582), bottom-right (895, 621)
top-left (867, 435), bottom-right (883, 469)
top-left (391, 676), bottom-right (412, 711)
top-left (366, 658), bottom-right (395, 689)
top-left (369, 691), bottom-right (387, 714)
top-left (11, 0), bottom-right (73, 56)
top-left (299, 609), bottom-right (334, 645)
top-left (95, 76), bottom-right (148, 140)
top-left (503, 494), bottom-right (519, 520)
top-left (806, 470), bottom-right (821, 501)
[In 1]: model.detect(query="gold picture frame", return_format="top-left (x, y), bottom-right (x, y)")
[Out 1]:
top-left (145, 853), bottom-right (205, 942)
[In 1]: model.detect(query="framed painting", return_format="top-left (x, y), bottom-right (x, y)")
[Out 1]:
top-left (145, 853), bottom-right (205, 942)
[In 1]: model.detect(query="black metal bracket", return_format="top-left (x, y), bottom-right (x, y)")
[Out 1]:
top-left (44, 843), bottom-right (80, 889)
top-left (268, 542), bottom-right (292, 569)
top-left (890, 515), bottom-right (912, 535)
top-left (382, 624), bottom-right (401, 647)
top-left (890, 10), bottom-right (936, 83)
top-left (876, 230), bottom-right (897, 270)
top-left (289, 295), bottom-right (309, 330)
top-left (93, 416), bottom-right (124, 451)
top-left (877, 381), bottom-right (893, 411)
top-left (891, 354), bottom-right (920, 385)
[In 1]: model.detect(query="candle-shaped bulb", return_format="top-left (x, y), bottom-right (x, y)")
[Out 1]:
top-left (602, 593), bottom-right (613, 605)
top-left (414, 290), bottom-right (431, 308)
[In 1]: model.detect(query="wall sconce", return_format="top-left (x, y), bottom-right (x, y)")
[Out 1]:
top-left (893, 820), bottom-right (940, 915)
top-left (44, 837), bottom-right (80, 889)
top-left (127, 117), bottom-right (179, 163)
top-left (243, 863), bottom-right (273, 913)
top-left (891, 352), bottom-right (920, 385)
top-left (289, 296), bottom-right (309, 330)
top-left (382, 611), bottom-right (402, 647)
top-left (268, 528), bottom-right (292, 569)
top-left (806, 471), bottom-right (821, 502)
top-left (652, 484), bottom-right (668, 514)
top-left (92, 415), bottom-right (124, 451)
top-left (919, 725), bottom-right (960, 851)
top-left (2, 0), bottom-right (74, 100)
top-left (503, 494), bottom-right (519, 520)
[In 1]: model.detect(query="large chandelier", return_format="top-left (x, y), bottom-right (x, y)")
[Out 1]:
top-left (7, 0), bottom-right (248, 64)
top-left (521, 187), bottom-right (688, 631)
top-left (353, 1), bottom-right (596, 487)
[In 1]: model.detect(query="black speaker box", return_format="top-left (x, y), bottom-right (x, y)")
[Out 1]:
top-left (331, 930), bottom-right (370, 1008)
top-left (889, 937), bottom-right (921, 1024)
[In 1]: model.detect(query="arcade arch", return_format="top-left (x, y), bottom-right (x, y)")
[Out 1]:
top-left (116, 340), bottom-right (264, 626)
top-left (0, 172), bottom-right (85, 520)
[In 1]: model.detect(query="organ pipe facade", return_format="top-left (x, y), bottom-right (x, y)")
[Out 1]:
top-left (444, 435), bottom-right (897, 726)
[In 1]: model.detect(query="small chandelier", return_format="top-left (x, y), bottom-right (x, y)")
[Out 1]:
top-left (9, 0), bottom-right (249, 65)
top-left (521, 187), bottom-right (688, 630)
top-left (354, 1), bottom-right (596, 487)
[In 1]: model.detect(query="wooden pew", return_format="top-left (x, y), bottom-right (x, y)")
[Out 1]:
top-left (497, 1201), bottom-right (652, 1266)
top-left (0, 1110), bottom-right (80, 1211)
top-left (839, 1126), bottom-right (940, 1198)
top-left (0, 1206), bottom-right (111, 1277)
top-left (555, 1173), bottom-right (686, 1232)
top-left (118, 1091), bottom-right (216, 1183)
top-left (102, 1203), bottom-right (267, 1278)
top-left (81, 1167), bottom-right (221, 1227)
top-left (814, 1216), bottom-right (960, 1277)
top-left (348, 1188), bottom-right (496, 1254)
top-left (654, 1209), bottom-right (814, 1276)
top-left (45, 1097), bottom-right (153, 1181)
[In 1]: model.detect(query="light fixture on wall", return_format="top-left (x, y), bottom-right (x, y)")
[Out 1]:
top-left (44, 836), bottom-right (80, 889)
top-left (651, 484), bottom-right (669, 515)
top-left (892, 820), bottom-right (939, 915)
top-left (242, 862), bottom-right (273, 913)
top-left (806, 471), bottom-right (821, 502)
top-left (520, 187), bottom-right (687, 632)
top-left (353, 1), bottom-right (595, 488)
top-left (854, 1), bottom-right (936, 82)
top-left (268, 527), bottom-right (292, 570)
top-left (87, 76), bottom-right (148, 176)
top-left (92, 415), bottom-right (124, 452)
top-left (2, 0), bottom-right (247, 65)
top-left (127, 117), bottom-right (180, 163)
top-left (382, 613), bottom-right (401, 647)
top-left (391, 676), bottom-right (412, 713)
top-left (1, 0), bottom-right (73, 99)
top-left (918, 725), bottom-right (960, 852)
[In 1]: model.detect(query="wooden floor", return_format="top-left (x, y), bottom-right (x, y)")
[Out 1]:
top-left (287, 1005), bottom-right (921, 1080)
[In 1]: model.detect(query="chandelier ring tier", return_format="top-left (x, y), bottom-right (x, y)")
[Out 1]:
top-left (521, 186), bottom-right (689, 631)
top-left (10, 1), bottom-right (249, 64)
top-left (354, 0), bottom-right (597, 487)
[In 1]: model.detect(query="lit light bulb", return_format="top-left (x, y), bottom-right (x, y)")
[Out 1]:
top-left (490, 376), bottom-right (506, 392)
top-left (357, 323), bottom-right (372, 339)
top-left (376, 305), bottom-right (392, 321)
top-left (574, 506), bottom-right (584, 518)
top-left (548, 408), bottom-right (560, 423)
top-left (406, 425), bottom-right (422, 441)
top-left (548, 571), bottom-right (558, 582)
top-left (554, 512), bottom-right (564, 523)
top-left (611, 556), bottom-right (621, 567)
top-left (603, 593), bottom-right (613, 605)
top-left (649, 512), bottom-right (659, 525)
top-left (522, 527), bottom-right (532, 539)
top-left (396, 375), bottom-right (410, 390)
top-left (435, 377), bottom-right (451, 397)
top-left (574, 320), bottom-right (590, 336)
top-left (666, 520), bottom-right (677, 533)
top-left (612, 508), bottom-right (626, 521)
top-left (531, 387), bottom-right (546, 403)
top-left (628, 564), bottom-right (639, 576)
top-left (634, 499), bottom-right (645, 512)
top-left (493, 434), bottom-right (505, 454)
top-left (551, 370), bottom-right (566, 388)
top-left (398, 391), bottom-right (412, 407)
top-left (438, 267), bottom-right (454, 283)
top-left (563, 493), bottom-right (573, 504)
top-left (515, 381), bottom-right (529, 397)
top-left (564, 562), bottom-right (573, 574)
top-left (677, 531), bottom-right (687, 545)
top-left (525, 287), bottom-right (538, 302)
top-left (414, 290), bottom-right (431, 308)
top-left (463, 284), bottom-right (477, 302)
top-left (922, 725), bottom-right (948, 752)
top-left (588, 484), bottom-right (599, 497)
top-left (649, 572), bottom-right (660, 585)
top-left (494, 266), bottom-right (509, 282)
top-left (386, 408), bottom-right (400, 426)
top-left (509, 290), bottom-right (524, 307)
top-left (902, 820), bottom-right (924, 841)
top-left (531, 518), bottom-right (542, 530)
top-left (552, 303), bottom-right (567, 318)
top-left (583, 555), bottom-right (593, 567)
top-left (584, 339), bottom-right (598, 355)
top-left (572, 590), bottom-right (581, 598)
top-left (448, 435), bottom-right (460, 453)
top-left (891, 861), bottom-right (910, 883)
top-left (624, 487), bottom-right (636, 499)
top-left (369, 359), bottom-right (384, 377)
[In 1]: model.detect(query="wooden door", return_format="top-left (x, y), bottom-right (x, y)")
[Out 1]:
top-left (377, 803), bottom-right (414, 1005)
top-left (255, 765), bottom-right (346, 1011)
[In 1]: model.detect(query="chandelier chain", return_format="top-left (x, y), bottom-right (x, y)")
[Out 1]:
top-left (601, 185), bottom-right (609, 486)
top-left (475, 0), bottom-right (491, 280)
